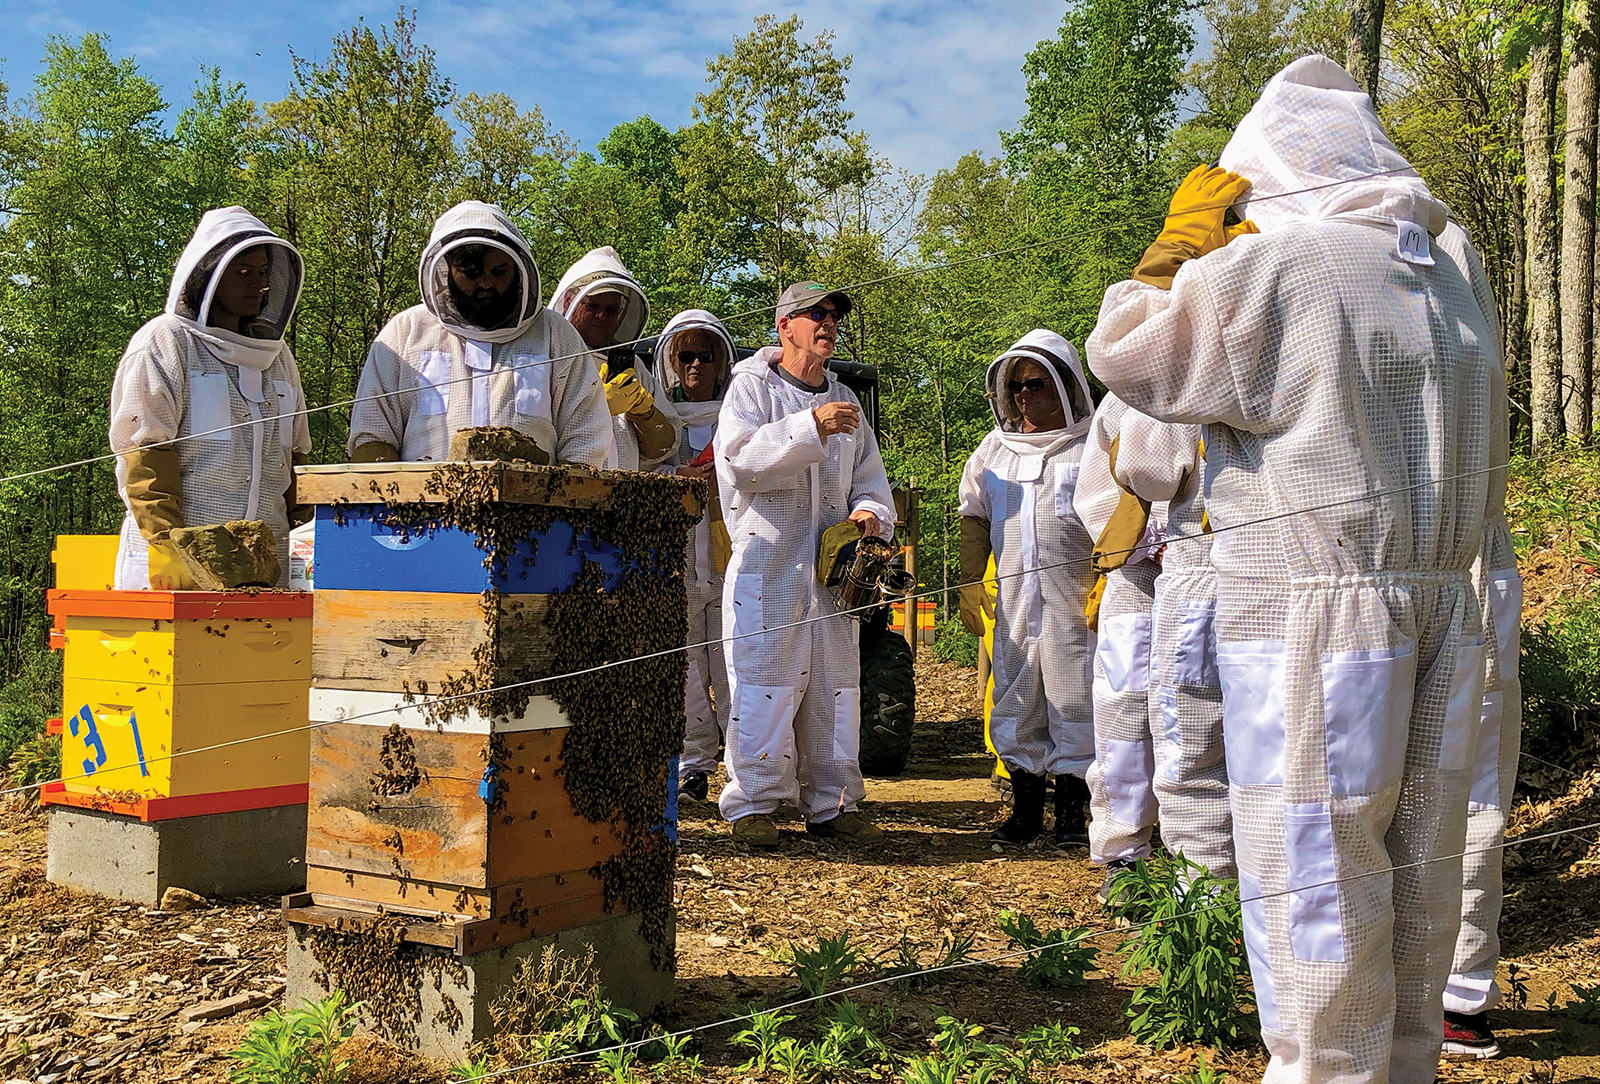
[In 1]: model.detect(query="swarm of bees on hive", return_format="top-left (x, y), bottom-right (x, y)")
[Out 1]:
top-left (347, 463), bottom-right (704, 969)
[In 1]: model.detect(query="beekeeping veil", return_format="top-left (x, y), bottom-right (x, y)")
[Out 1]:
top-left (1219, 54), bottom-right (1448, 236)
top-left (419, 201), bottom-right (543, 344)
top-left (652, 308), bottom-right (737, 421)
top-left (165, 207), bottom-right (303, 371)
top-left (551, 246), bottom-right (651, 346)
top-left (986, 329), bottom-right (1094, 450)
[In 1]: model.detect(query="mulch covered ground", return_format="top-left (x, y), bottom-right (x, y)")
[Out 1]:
top-left (1, 658), bottom-right (1596, 1083)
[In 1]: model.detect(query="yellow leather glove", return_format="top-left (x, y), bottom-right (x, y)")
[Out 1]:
top-left (958, 515), bottom-right (994, 635)
top-left (958, 582), bottom-right (993, 637)
top-left (147, 539), bottom-right (197, 591)
top-left (599, 363), bottom-right (654, 418)
top-left (1133, 165), bottom-right (1260, 289)
top-left (351, 441), bottom-right (399, 463)
top-left (121, 446), bottom-right (184, 542)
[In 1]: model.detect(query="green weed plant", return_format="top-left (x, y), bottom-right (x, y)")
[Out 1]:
top-left (227, 992), bottom-right (359, 1084)
top-left (1112, 854), bottom-right (1258, 1049)
top-left (996, 910), bottom-right (1098, 988)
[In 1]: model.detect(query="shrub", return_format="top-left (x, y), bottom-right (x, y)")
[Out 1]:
top-left (477, 944), bottom-right (639, 1072)
top-left (931, 618), bottom-right (978, 667)
top-left (1112, 854), bottom-right (1258, 1049)
top-left (1520, 592), bottom-right (1600, 767)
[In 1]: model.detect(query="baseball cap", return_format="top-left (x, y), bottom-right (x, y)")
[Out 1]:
top-left (775, 281), bottom-right (853, 324)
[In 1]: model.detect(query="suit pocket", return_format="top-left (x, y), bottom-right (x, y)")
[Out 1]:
top-left (1321, 643), bottom-right (1416, 794)
top-left (1172, 600), bottom-right (1218, 686)
top-left (1217, 640), bottom-right (1286, 786)
top-left (1097, 611), bottom-right (1152, 693)
top-left (188, 372), bottom-right (232, 442)
top-left (418, 351), bottom-right (451, 417)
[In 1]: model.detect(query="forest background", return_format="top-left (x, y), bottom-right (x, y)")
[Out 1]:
top-left (0, 0), bottom-right (1595, 780)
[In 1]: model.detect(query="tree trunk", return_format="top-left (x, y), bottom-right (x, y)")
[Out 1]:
top-left (1346, 0), bottom-right (1387, 103)
top-left (1566, 0), bottom-right (1599, 439)
top-left (1526, 0), bottom-right (1566, 453)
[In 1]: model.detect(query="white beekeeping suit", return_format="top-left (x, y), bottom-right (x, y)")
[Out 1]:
top-left (1436, 221), bottom-right (1522, 1052)
top-left (1087, 56), bottom-right (1496, 1084)
top-left (714, 347), bottom-right (895, 825)
top-left (957, 331), bottom-right (1098, 786)
top-left (348, 201), bottom-right (611, 467)
top-left (550, 247), bottom-right (680, 471)
top-left (110, 207), bottom-right (311, 589)
top-left (652, 309), bottom-right (738, 793)
top-left (1072, 393), bottom-right (1163, 866)
top-left (1112, 410), bottom-right (1235, 881)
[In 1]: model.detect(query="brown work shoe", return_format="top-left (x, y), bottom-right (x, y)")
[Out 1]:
top-left (732, 814), bottom-right (781, 850)
top-left (806, 811), bottom-right (884, 842)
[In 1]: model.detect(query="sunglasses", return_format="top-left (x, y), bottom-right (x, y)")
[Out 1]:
top-left (676, 350), bottom-right (718, 367)
top-left (790, 305), bottom-right (842, 324)
top-left (1008, 378), bottom-right (1051, 395)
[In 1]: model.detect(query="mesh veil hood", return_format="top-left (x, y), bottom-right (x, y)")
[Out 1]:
top-left (550, 246), bottom-right (650, 346)
top-left (1219, 55), bottom-right (1448, 233)
top-left (165, 207), bottom-right (303, 369)
top-left (985, 329), bottom-right (1094, 446)
top-left (652, 309), bottom-right (735, 422)
top-left (420, 201), bottom-right (543, 344)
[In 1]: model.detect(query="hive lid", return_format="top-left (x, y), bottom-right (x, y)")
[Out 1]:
top-left (294, 462), bottom-right (705, 517)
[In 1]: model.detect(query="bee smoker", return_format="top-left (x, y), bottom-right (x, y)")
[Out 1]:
top-left (832, 536), bottom-right (917, 619)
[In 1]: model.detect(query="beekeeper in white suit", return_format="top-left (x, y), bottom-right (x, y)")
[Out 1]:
top-left (652, 309), bottom-right (738, 804)
top-left (715, 282), bottom-right (895, 849)
top-left (110, 207), bottom-right (311, 589)
top-left (1087, 55), bottom-right (1497, 1084)
top-left (1105, 409), bottom-right (1235, 897)
top-left (1070, 393), bottom-right (1164, 881)
top-left (348, 201), bottom-right (611, 467)
top-left (551, 246), bottom-right (679, 471)
top-left (1435, 219), bottom-right (1522, 1061)
top-left (957, 330), bottom-right (1098, 848)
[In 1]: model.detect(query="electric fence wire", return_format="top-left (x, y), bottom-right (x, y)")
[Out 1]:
top-left (5, 118), bottom-right (1599, 490)
top-left (456, 816), bottom-right (1600, 1082)
top-left (3, 437), bottom-right (1585, 798)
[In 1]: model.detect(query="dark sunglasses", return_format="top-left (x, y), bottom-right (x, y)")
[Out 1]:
top-left (790, 305), bottom-right (842, 324)
top-left (1007, 378), bottom-right (1051, 395)
top-left (676, 350), bottom-right (718, 367)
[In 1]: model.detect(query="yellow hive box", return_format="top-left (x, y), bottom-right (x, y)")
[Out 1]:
top-left (60, 675), bottom-right (309, 798)
top-left (49, 589), bottom-right (313, 801)
top-left (63, 613), bottom-right (309, 687)
top-left (52, 536), bottom-right (119, 591)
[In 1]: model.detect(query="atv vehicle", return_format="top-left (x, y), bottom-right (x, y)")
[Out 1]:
top-left (624, 343), bottom-right (919, 776)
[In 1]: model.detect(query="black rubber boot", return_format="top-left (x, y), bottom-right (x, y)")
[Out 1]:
top-left (1054, 773), bottom-right (1091, 848)
top-left (991, 769), bottom-right (1047, 846)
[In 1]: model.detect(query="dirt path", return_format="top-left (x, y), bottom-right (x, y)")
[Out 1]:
top-left (1, 659), bottom-right (1596, 1083)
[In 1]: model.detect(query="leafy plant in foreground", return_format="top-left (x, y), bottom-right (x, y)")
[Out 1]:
top-left (783, 931), bottom-right (866, 999)
top-left (228, 991), bottom-right (359, 1084)
top-left (1114, 853), bottom-right (1258, 1049)
top-left (996, 910), bottom-right (1098, 988)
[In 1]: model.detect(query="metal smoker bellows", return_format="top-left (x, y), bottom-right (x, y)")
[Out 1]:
top-left (831, 535), bottom-right (916, 620)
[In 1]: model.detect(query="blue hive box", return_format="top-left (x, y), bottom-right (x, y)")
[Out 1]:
top-left (312, 503), bottom-right (630, 594)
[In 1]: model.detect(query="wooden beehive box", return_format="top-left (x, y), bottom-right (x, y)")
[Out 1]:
top-left (292, 462), bottom-right (701, 955)
top-left (45, 588), bottom-right (312, 812)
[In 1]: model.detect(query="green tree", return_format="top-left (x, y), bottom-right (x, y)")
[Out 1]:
top-left (0, 34), bottom-right (179, 702)
top-left (1003, 0), bottom-right (1196, 342)
top-left (265, 10), bottom-right (456, 458)
top-left (689, 14), bottom-right (873, 302)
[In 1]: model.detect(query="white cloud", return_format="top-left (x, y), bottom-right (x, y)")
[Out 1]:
top-left (0, 0), bottom-right (1069, 177)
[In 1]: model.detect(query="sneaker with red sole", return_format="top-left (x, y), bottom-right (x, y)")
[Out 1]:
top-left (1441, 1010), bottom-right (1501, 1060)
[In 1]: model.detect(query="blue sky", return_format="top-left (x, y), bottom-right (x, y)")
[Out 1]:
top-left (2, 1), bottom-right (1075, 177)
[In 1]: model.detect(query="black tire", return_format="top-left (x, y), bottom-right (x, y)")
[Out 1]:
top-left (858, 619), bottom-right (917, 776)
